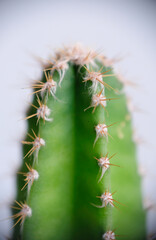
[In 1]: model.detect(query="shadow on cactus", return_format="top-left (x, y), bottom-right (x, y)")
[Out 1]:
top-left (12, 43), bottom-right (146, 240)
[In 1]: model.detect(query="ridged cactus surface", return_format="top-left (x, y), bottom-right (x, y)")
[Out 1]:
top-left (13, 44), bottom-right (146, 240)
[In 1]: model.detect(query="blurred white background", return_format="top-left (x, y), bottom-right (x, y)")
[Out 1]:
top-left (0, 0), bottom-right (156, 239)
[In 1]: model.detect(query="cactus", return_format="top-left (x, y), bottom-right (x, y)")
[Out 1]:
top-left (12, 44), bottom-right (146, 240)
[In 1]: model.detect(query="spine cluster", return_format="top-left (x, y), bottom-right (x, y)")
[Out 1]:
top-left (12, 43), bottom-right (126, 239)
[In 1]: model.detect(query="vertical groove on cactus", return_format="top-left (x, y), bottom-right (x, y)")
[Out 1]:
top-left (12, 44), bottom-right (146, 240)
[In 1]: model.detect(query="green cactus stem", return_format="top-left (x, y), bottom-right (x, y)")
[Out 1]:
top-left (13, 44), bottom-right (146, 240)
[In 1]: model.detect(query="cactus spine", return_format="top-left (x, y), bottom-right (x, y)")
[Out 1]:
top-left (13, 44), bottom-right (146, 240)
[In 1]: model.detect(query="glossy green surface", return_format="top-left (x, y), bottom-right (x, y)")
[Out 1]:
top-left (14, 63), bottom-right (146, 240)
